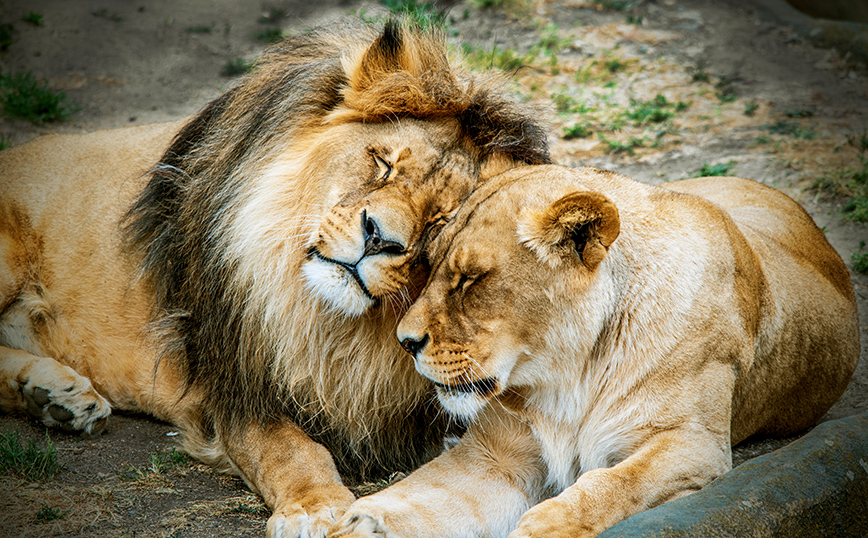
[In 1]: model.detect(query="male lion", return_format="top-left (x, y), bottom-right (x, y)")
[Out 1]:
top-left (0, 20), bottom-right (549, 537)
top-left (332, 165), bottom-right (860, 538)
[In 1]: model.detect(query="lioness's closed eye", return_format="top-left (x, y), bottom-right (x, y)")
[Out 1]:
top-left (332, 164), bottom-right (859, 538)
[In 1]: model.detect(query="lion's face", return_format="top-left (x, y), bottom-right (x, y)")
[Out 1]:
top-left (396, 166), bottom-right (620, 419)
top-left (299, 118), bottom-right (479, 316)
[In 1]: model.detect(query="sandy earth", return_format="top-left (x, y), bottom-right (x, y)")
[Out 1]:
top-left (0, 0), bottom-right (866, 536)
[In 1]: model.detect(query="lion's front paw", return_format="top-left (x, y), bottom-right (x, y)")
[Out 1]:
top-left (268, 504), bottom-right (346, 538)
top-left (329, 512), bottom-right (401, 538)
top-left (22, 358), bottom-right (111, 435)
top-left (507, 497), bottom-right (591, 538)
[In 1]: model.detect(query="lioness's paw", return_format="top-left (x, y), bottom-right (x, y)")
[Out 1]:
top-left (268, 505), bottom-right (343, 538)
top-left (329, 513), bottom-right (401, 538)
top-left (507, 498), bottom-right (587, 538)
top-left (22, 359), bottom-right (111, 435)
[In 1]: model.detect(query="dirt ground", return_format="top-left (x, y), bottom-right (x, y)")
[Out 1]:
top-left (1, 0), bottom-right (866, 536)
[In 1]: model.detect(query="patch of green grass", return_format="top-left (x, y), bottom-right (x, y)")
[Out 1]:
top-left (532, 23), bottom-right (568, 57)
top-left (744, 99), bottom-right (759, 116)
top-left (254, 27), bottom-right (283, 43)
top-left (148, 447), bottom-right (188, 475)
top-left (0, 23), bottom-right (13, 51)
top-left (764, 119), bottom-right (816, 140)
top-left (812, 131), bottom-right (868, 223)
top-left (469, 0), bottom-right (530, 11)
top-left (604, 58), bottom-right (627, 73)
top-left (696, 161), bottom-right (734, 177)
top-left (715, 77), bottom-right (737, 103)
top-left (598, 133), bottom-right (645, 155)
top-left (625, 94), bottom-right (687, 125)
top-left (185, 24), bottom-right (213, 34)
top-left (380, 0), bottom-right (445, 29)
top-left (853, 242), bottom-right (868, 274)
top-left (22, 12), bottom-right (43, 26)
top-left (0, 71), bottom-right (75, 124)
top-left (91, 9), bottom-right (123, 22)
top-left (844, 196), bottom-right (868, 223)
top-left (0, 429), bottom-right (62, 481)
top-left (0, 135), bottom-right (12, 151)
top-left (592, 0), bottom-right (636, 10)
top-left (785, 108), bottom-right (814, 118)
top-left (552, 91), bottom-right (577, 113)
top-left (221, 58), bottom-right (254, 77)
top-left (124, 447), bottom-right (189, 480)
top-left (461, 43), bottom-right (532, 72)
top-left (690, 62), bottom-right (710, 82)
top-left (35, 504), bottom-right (70, 524)
top-left (563, 122), bottom-right (593, 140)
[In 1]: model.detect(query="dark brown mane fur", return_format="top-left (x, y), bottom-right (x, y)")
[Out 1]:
top-left (121, 18), bottom-right (550, 481)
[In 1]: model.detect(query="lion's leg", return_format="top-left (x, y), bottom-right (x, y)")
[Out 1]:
top-left (331, 410), bottom-right (545, 538)
top-left (0, 345), bottom-right (112, 435)
top-left (223, 420), bottom-right (357, 538)
top-left (507, 426), bottom-right (731, 538)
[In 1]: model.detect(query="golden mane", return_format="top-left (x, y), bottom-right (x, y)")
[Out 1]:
top-left (122, 19), bottom-right (549, 480)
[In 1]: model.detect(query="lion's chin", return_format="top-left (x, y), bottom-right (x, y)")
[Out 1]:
top-left (301, 258), bottom-right (376, 317)
top-left (433, 378), bottom-right (501, 422)
top-left (435, 389), bottom-right (490, 421)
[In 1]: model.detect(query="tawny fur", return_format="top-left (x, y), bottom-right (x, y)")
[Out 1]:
top-left (333, 165), bottom-right (859, 538)
top-left (0, 19), bottom-right (549, 537)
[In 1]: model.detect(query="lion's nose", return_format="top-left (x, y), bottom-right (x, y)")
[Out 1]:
top-left (362, 210), bottom-right (405, 257)
top-left (400, 333), bottom-right (429, 356)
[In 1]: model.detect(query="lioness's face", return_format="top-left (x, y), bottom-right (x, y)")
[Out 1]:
top-left (300, 118), bottom-right (479, 316)
top-left (396, 166), bottom-right (619, 419)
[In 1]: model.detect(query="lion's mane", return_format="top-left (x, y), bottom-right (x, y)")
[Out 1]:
top-left (121, 19), bottom-right (549, 480)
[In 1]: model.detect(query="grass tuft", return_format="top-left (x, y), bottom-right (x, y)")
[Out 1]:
top-left (185, 24), bottom-right (213, 34)
top-left (0, 71), bottom-right (75, 123)
top-left (35, 503), bottom-right (71, 524)
top-left (563, 122), bottom-right (593, 140)
top-left (625, 94), bottom-right (683, 125)
top-left (221, 58), bottom-right (254, 77)
top-left (461, 43), bottom-right (532, 72)
top-left (22, 12), bottom-right (43, 26)
top-left (696, 162), bottom-right (734, 177)
top-left (0, 429), bottom-right (62, 481)
top-left (812, 130), bottom-right (868, 223)
top-left (254, 27), bottom-right (284, 43)
top-left (380, 0), bottom-right (446, 29)
top-left (852, 242), bottom-right (868, 274)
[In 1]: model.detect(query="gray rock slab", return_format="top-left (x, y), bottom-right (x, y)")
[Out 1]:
top-left (598, 412), bottom-right (868, 537)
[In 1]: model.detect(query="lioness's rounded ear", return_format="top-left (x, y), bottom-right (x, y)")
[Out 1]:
top-left (518, 191), bottom-right (620, 270)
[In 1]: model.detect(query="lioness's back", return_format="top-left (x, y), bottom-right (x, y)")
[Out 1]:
top-left (664, 176), bottom-right (859, 439)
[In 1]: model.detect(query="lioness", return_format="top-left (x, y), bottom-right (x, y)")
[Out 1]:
top-left (0, 20), bottom-right (549, 537)
top-left (332, 165), bottom-right (860, 538)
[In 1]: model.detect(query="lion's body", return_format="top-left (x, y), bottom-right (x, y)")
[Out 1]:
top-left (0, 20), bottom-right (549, 537)
top-left (335, 165), bottom-right (859, 538)
top-left (0, 122), bottom-right (184, 421)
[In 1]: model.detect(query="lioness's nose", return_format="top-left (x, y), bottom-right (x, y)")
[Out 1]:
top-left (362, 210), bottom-right (405, 257)
top-left (400, 333), bottom-right (429, 356)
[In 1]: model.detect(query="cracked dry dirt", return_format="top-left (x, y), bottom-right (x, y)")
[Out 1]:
top-left (1, 0), bottom-right (866, 536)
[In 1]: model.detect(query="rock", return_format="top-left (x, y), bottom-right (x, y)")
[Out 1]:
top-left (598, 412), bottom-right (868, 537)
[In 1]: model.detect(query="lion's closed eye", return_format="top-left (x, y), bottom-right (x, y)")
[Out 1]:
top-left (372, 153), bottom-right (393, 182)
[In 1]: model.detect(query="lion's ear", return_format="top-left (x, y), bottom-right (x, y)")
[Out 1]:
top-left (518, 191), bottom-right (620, 270)
top-left (352, 21), bottom-right (406, 90)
